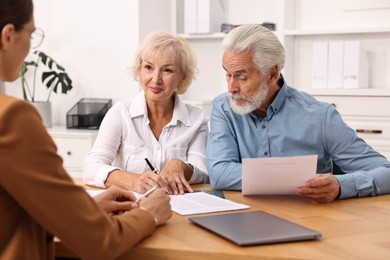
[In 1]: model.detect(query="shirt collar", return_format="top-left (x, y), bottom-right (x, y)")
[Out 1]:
top-left (129, 91), bottom-right (192, 126)
top-left (171, 93), bottom-right (192, 126)
top-left (269, 75), bottom-right (287, 115)
top-left (129, 91), bottom-right (147, 118)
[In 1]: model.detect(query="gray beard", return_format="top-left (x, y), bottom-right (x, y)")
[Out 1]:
top-left (228, 82), bottom-right (268, 115)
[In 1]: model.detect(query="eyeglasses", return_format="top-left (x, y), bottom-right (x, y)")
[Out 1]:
top-left (21, 27), bottom-right (45, 49)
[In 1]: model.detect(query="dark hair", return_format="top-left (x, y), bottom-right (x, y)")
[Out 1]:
top-left (0, 0), bottom-right (33, 32)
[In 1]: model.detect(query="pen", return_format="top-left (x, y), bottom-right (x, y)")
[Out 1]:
top-left (145, 158), bottom-right (159, 174)
top-left (135, 184), bottom-right (158, 203)
top-left (144, 157), bottom-right (171, 195)
top-left (144, 158), bottom-right (171, 195)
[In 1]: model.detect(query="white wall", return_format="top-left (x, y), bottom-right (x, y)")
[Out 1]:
top-left (6, 0), bottom-right (142, 125)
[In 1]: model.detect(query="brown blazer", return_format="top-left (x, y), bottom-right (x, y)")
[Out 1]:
top-left (0, 95), bottom-right (156, 260)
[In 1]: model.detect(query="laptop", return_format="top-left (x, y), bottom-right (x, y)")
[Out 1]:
top-left (189, 210), bottom-right (321, 246)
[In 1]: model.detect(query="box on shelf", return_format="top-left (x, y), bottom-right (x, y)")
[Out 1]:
top-left (221, 22), bottom-right (276, 33)
top-left (66, 98), bottom-right (112, 129)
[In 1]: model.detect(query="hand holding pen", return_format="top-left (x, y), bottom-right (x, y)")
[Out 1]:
top-left (134, 188), bottom-right (172, 226)
top-left (135, 184), bottom-right (158, 203)
top-left (144, 158), bottom-right (193, 195)
top-left (134, 159), bottom-right (162, 203)
top-left (145, 158), bottom-right (159, 174)
top-left (143, 158), bottom-right (170, 195)
top-left (133, 161), bottom-right (172, 226)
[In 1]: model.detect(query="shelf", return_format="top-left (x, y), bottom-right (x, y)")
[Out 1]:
top-left (47, 125), bottom-right (98, 135)
top-left (177, 32), bottom-right (226, 40)
top-left (303, 88), bottom-right (390, 97)
top-left (284, 27), bottom-right (390, 36)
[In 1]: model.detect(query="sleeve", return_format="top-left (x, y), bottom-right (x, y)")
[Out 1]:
top-left (323, 106), bottom-right (390, 199)
top-left (206, 99), bottom-right (243, 190)
top-left (83, 104), bottom-right (123, 187)
top-left (187, 114), bottom-right (209, 184)
top-left (0, 100), bottom-right (155, 260)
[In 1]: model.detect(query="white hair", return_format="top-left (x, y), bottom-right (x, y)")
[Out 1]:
top-left (222, 24), bottom-right (285, 78)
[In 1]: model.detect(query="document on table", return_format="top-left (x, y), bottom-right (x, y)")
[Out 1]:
top-left (242, 155), bottom-right (318, 195)
top-left (86, 189), bottom-right (142, 199)
top-left (86, 190), bottom-right (250, 216)
top-left (86, 189), bottom-right (105, 197)
top-left (170, 192), bottom-right (249, 215)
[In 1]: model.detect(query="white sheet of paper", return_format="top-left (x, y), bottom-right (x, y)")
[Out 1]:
top-left (86, 189), bottom-right (105, 197)
top-left (86, 190), bottom-right (249, 216)
top-left (86, 189), bottom-right (143, 199)
top-left (170, 192), bottom-right (249, 215)
top-left (242, 155), bottom-right (318, 195)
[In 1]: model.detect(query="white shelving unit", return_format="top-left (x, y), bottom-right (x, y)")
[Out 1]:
top-left (279, 0), bottom-right (390, 159)
top-left (284, 29), bottom-right (390, 96)
top-left (169, 0), bottom-right (390, 159)
top-left (284, 27), bottom-right (390, 36)
top-left (281, 0), bottom-right (390, 97)
top-left (170, 0), bottom-right (285, 101)
top-left (178, 32), bottom-right (227, 40)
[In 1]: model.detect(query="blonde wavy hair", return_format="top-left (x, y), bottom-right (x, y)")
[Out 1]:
top-left (132, 31), bottom-right (198, 94)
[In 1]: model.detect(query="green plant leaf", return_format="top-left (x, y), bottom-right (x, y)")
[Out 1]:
top-left (20, 50), bottom-right (74, 102)
top-left (21, 61), bottom-right (38, 75)
top-left (56, 64), bottom-right (65, 71)
top-left (42, 71), bottom-right (57, 89)
top-left (42, 71), bottom-right (73, 94)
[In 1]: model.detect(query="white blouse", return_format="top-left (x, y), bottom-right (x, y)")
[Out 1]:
top-left (83, 91), bottom-right (208, 188)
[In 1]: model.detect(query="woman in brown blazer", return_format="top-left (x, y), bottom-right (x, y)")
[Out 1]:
top-left (0, 0), bottom-right (172, 259)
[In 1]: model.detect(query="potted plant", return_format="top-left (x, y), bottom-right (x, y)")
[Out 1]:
top-left (20, 50), bottom-right (73, 127)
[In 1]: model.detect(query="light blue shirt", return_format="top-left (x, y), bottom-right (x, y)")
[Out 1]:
top-left (206, 78), bottom-right (390, 199)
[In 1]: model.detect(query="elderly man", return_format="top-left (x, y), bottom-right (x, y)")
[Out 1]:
top-left (206, 24), bottom-right (390, 203)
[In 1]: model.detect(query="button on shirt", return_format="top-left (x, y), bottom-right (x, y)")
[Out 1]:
top-left (84, 92), bottom-right (208, 188)
top-left (206, 79), bottom-right (390, 199)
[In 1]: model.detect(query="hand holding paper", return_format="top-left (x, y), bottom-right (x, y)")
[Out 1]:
top-left (242, 155), bottom-right (318, 195)
top-left (296, 173), bottom-right (341, 203)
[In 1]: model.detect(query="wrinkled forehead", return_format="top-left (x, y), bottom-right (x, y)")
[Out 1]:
top-left (222, 50), bottom-right (254, 73)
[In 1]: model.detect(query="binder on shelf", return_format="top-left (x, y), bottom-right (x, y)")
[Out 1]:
top-left (327, 41), bottom-right (344, 89)
top-left (184, 0), bottom-right (197, 33)
top-left (197, 0), bottom-right (211, 33)
top-left (312, 41), bottom-right (328, 89)
top-left (183, 0), bottom-right (226, 34)
top-left (343, 41), bottom-right (369, 89)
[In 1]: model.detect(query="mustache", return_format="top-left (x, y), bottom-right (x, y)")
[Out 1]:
top-left (229, 93), bottom-right (249, 101)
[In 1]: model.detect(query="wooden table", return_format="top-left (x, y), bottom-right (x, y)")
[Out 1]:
top-left (56, 184), bottom-right (390, 260)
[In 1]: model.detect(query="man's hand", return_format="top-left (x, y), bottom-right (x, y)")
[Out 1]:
top-left (296, 173), bottom-right (340, 203)
top-left (93, 185), bottom-right (137, 214)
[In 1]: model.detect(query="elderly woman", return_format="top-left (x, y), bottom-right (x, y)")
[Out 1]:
top-left (84, 31), bottom-right (208, 195)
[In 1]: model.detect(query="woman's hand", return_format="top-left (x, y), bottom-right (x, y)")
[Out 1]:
top-left (159, 159), bottom-right (193, 195)
top-left (136, 188), bottom-right (172, 226)
top-left (93, 185), bottom-right (137, 214)
top-left (134, 171), bottom-right (167, 194)
top-left (106, 169), bottom-right (167, 194)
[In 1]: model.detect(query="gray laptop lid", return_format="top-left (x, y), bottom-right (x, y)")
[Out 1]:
top-left (189, 210), bottom-right (321, 246)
